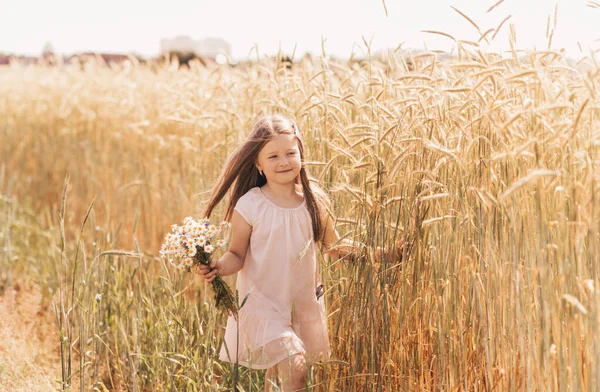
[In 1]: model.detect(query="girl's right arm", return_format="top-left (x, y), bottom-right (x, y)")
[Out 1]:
top-left (194, 210), bottom-right (252, 282)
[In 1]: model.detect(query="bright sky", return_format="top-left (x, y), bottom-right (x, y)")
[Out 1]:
top-left (1, 0), bottom-right (599, 59)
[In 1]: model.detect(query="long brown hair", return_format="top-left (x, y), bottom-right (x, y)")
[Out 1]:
top-left (204, 115), bottom-right (329, 241)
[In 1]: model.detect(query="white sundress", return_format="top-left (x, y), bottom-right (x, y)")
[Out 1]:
top-left (218, 187), bottom-right (330, 369)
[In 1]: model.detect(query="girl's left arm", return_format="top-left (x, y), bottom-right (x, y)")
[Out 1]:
top-left (320, 209), bottom-right (404, 264)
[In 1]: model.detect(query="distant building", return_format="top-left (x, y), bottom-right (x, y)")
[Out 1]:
top-left (160, 35), bottom-right (231, 59)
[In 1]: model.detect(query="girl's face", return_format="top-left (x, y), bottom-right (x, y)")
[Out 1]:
top-left (256, 134), bottom-right (302, 186)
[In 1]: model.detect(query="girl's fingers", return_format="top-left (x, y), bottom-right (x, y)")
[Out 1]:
top-left (206, 269), bottom-right (218, 282)
top-left (195, 265), bottom-right (209, 274)
top-left (192, 263), bottom-right (218, 281)
top-left (396, 240), bottom-right (406, 260)
top-left (209, 259), bottom-right (218, 269)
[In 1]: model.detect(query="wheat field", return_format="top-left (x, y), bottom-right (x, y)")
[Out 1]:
top-left (1, 42), bottom-right (600, 391)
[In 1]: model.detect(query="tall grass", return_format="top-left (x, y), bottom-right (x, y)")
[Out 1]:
top-left (1, 44), bottom-right (600, 390)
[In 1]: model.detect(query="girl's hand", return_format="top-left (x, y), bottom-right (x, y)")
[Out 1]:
top-left (392, 239), bottom-right (406, 262)
top-left (375, 239), bottom-right (406, 264)
top-left (193, 259), bottom-right (219, 282)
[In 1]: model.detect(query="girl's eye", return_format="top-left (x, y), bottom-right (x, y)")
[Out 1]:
top-left (269, 156), bottom-right (277, 159)
top-left (288, 152), bottom-right (296, 155)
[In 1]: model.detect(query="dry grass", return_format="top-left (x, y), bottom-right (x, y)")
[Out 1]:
top-left (0, 285), bottom-right (59, 392)
top-left (1, 45), bottom-right (600, 390)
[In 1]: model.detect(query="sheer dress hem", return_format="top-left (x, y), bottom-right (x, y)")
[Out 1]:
top-left (219, 335), bottom-right (305, 370)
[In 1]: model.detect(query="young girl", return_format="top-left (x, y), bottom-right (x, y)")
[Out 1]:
top-left (195, 115), bottom-right (398, 391)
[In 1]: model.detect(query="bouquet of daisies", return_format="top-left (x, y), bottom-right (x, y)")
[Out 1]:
top-left (160, 216), bottom-right (238, 319)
